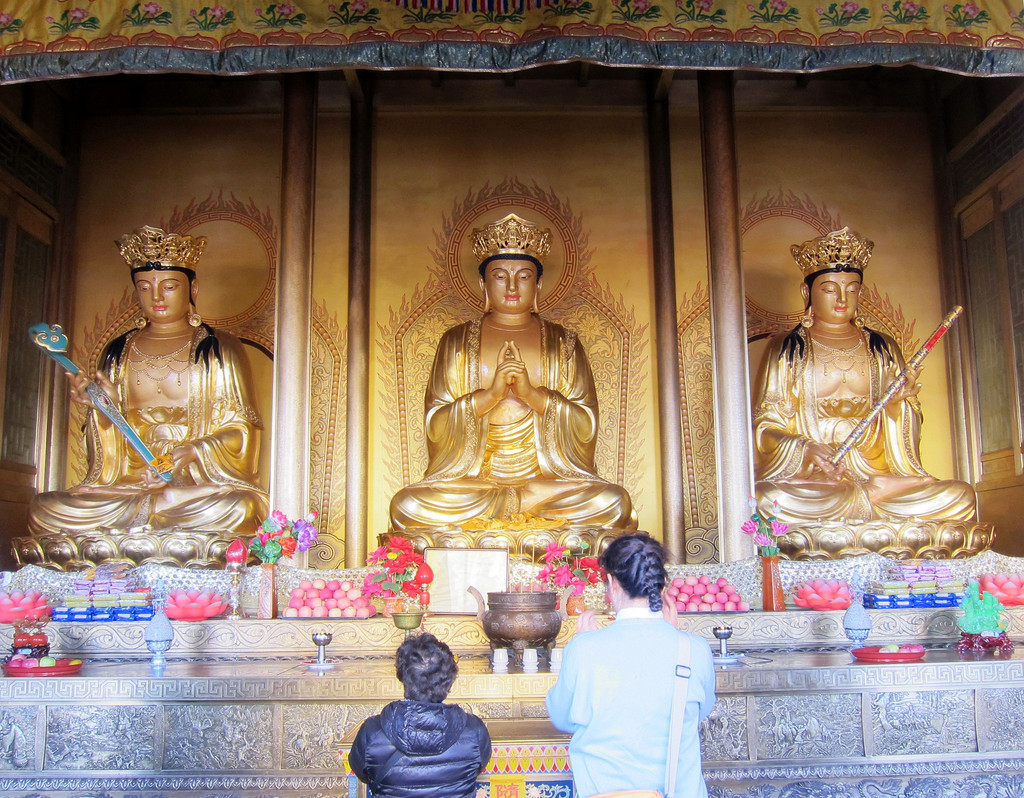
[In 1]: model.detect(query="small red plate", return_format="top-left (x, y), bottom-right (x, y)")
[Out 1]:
top-left (3, 660), bottom-right (83, 677)
top-left (851, 646), bottom-right (926, 663)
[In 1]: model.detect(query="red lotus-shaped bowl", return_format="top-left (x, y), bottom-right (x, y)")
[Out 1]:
top-left (978, 573), bottom-right (1024, 606)
top-left (793, 579), bottom-right (852, 611)
top-left (164, 590), bottom-right (228, 621)
top-left (0, 590), bottom-right (52, 624)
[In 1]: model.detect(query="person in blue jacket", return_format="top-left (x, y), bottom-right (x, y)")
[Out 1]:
top-left (349, 633), bottom-right (491, 798)
top-left (546, 533), bottom-right (717, 798)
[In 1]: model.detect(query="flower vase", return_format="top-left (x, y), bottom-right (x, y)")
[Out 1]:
top-left (257, 562), bottom-right (277, 619)
top-left (382, 597), bottom-right (406, 617)
top-left (761, 555), bottom-right (786, 612)
top-left (565, 594), bottom-right (585, 616)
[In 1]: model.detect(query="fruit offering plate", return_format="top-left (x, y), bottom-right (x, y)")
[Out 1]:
top-left (851, 646), bottom-right (926, 663)
top-left (3, 659), bottom-right (83, 677)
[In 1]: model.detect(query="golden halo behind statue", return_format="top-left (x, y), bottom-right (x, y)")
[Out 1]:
top-left (442, 194), bottom-right (579, 315)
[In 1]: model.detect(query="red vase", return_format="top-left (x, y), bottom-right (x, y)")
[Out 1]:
top-left (761, 555), bottom-right (786, 612)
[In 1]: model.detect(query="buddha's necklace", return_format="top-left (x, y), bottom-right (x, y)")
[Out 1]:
top-left (128, 337), bottom-right (191, 393)
top-left (811, 335), bottom-right (868, 383)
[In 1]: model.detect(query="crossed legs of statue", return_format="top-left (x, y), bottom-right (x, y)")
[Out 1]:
top-left (390, 477), bottom-right (636, 530)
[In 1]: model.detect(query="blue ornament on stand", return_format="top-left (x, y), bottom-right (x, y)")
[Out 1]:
top-left (843, 577), bottom-right (872, 647)
top-left (144, 581), bottom-right (174, 675)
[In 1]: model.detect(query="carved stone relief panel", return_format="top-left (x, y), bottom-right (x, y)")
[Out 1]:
top-left (700, 695), bottom-right (748, 763)
top-left (870, 689), bottom-right (976, 756)
top-left (755, 693), bottom-right (863, 760)
top-left (977, 687), bottom-right (1024, 753)
top-left (165, 704), bottom-right (273, 770)
top-left (282, 702), bottom-right (379, 770)
top-left (0, 705), bottom-right (35, 770)
top-left (45, 704), bottom-right (156, 770)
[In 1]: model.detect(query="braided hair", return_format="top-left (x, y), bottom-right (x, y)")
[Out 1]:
top-left (599, 533), bottom-right (667, 612)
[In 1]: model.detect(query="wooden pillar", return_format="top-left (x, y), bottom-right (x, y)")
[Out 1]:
top-left (648, 76), bottom-right (685, 563)
top-left (345, 71), bottom-right (372, 568)
top-left (272, 73), bottom-right (317, 535)
top-left (698, 71), bottom-right (753, 563)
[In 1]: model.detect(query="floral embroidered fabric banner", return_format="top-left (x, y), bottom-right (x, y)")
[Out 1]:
top-left (0, 0), bottom-right (1022, 81)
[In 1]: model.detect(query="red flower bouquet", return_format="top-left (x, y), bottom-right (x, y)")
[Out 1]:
top-left (363, 536), bottom-right (429, 601)
top-left (535, 543), bottom-right (604, 596)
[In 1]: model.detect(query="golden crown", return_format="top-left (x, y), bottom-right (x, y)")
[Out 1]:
top-left (790, 227), bottom-right (874, 278)
top-left (118, 225), bottom-right (207, 271)
top-left (471, 213), bottom-right (551, 263)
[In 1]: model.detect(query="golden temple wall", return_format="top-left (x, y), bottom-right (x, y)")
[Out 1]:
top-left (64, 97), bottom-right (956, 567)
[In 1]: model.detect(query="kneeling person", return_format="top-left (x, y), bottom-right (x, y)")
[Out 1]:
top-left (349, 633), bottom-right (491, 798)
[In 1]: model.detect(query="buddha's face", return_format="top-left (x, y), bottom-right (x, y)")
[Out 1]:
top-left (133, 269), bottom-right (196, 324)
top-left (480, 259), bottom-right (542, 314)
top-left (803, 270), bottom-right (861, 326)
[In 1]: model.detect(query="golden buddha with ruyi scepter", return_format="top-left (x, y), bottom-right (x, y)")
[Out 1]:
top-left (752, 228), bottom-right (990, 559)
top-left (18, 226), bottom-right (268, 569)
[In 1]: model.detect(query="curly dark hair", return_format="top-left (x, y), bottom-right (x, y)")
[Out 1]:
top-left (598, 533), bottom-right (667, 612)
top-left (395, 632), bottom-right (458, 703)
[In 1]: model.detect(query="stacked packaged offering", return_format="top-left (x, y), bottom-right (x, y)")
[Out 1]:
top-left (51, 563), bottom-right (154, 622)
top-left (862, 560), bottom-right (965, 609)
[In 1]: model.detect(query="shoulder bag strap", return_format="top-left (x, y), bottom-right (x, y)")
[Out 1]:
top-left (663, 633), bottom-right (692, 797)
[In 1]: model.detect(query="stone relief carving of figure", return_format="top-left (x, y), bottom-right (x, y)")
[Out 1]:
top-left (752, 228), bottom-right (979, 557)
top-left (389, 213), bottom-right (637, 533)
top-left (22, 226), bottom-right (268, 568)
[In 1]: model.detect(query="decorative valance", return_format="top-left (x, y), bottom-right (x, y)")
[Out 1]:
top-left (0, 1), bottom-right (1022, 82)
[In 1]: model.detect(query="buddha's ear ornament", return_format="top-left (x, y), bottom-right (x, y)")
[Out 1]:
top-left (134, 312), bottom-right (148, 329)
top-left (853, 314), bottom-right (866, 329)
top-left (188, 311), bottom-right (203, 327)
top-left (801, 310), bottom-right (814, 328)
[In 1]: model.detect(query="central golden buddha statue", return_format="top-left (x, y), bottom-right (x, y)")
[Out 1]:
top-left (752, 228), bottom-right (990, 559)
top-left (18, 226), bottom-right (268, 569)
top-left (389, 213), bottom-right (637, 541)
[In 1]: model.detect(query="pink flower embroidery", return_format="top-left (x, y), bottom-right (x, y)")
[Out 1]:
top-left (0, 13), bottom-right (13, 25)
top-left (904, 1), bottom-right (919, 13)
top-left (278, 2), bottom-right (296, 16)
top-left (963, 2), bottom-right (979, 17)
top-left (771, 0), bottom-right (788, 11)
top-left (210, 5), bottom-right (227, 19)
top-left (635, 0), bottom-right (652, 10)
top-left (143, 2), bottom-right (162, 15)
top-left (352, 0), bottom-right (368, 11)
top-left (69, 8), bottom-right (89, 21)
top-left (841, 1), bottom-right (858, 13)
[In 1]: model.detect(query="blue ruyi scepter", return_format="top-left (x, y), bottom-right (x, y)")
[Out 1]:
top-left (827, 305), bottom-right (963, 467)
top-left (29, 322), bottom-right (173, 482)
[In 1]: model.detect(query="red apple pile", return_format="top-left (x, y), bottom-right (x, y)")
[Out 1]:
top-left (667, 576), bottom-right (750, 613)
top-left (793, 579), bottom-right (852, 610)
top-left (978, 573), bottom-right (1024, 606)
top-left (284, 578), bottom-right (377, 619)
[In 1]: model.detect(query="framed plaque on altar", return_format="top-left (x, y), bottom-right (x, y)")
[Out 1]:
top-left (423, 547), bottom-right (509, 614)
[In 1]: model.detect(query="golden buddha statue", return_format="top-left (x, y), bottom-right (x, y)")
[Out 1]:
top-left (17, 226), bottom-right (268, 569)
top-left (389, 213), bottom-right (637, 547)
top-left (752, 228), bottom-right (991, 559)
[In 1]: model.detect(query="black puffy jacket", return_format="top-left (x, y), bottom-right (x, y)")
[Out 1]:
top-left (348, 700), bottom-right (491, 798)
